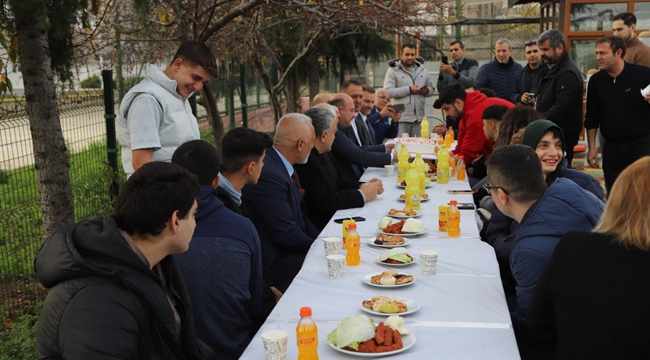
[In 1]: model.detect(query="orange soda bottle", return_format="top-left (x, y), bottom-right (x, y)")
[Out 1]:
top-left (448, 126), bottom-right (455, 141)
top-left (445, 128), bottom-right (453, 148)
top-left (450, 156), bottom-right (456, 178)
top-left (448, 200), bottom-right (461, 237)
top-left (345, 223), bottom-right (361, 266)
top-left (297, 307), bottom-right (319, 360)
top-left (457, 155), bottom-right (466, 181)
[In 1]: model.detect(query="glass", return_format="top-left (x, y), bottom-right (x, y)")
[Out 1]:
top-left (483, 183), bottom-right (510, 195)
top-left (570, 3), bottom-right (627, 31)
top-left (570, 39), bottom-right (598, 77)
top-left (635, 3), bottom-right (650, 31)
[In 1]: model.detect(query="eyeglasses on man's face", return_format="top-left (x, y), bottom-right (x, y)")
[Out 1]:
top-left (483, 183), bottom-right (510, 195)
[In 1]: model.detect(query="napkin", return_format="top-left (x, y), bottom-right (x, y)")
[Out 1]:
top-left (641, 84), bottom-right (650, 97)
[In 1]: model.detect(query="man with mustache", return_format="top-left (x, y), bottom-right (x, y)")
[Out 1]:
top-left (117, 41), bottom-right (218, 177)
top-left (512, 40), bottom-right (546, 106)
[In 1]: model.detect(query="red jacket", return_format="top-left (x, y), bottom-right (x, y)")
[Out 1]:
top-left (452, 91), bottom-right (514, 164)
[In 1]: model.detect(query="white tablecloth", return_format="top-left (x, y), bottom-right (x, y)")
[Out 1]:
top-left (240, 167), bottom-right (520, 359)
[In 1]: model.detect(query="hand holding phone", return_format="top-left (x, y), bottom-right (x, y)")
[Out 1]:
top-left (392, 104), bottom-right (405, 112)
top-left (441, 55), bottom-right (448, 64)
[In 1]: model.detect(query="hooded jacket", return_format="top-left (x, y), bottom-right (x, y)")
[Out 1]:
top-left (383, 57), bottom-right (434, 123)
top-left (35, 216), bottom-right (210, 360)
top-left (474, 57), bottom-right (523, 101)
top-left (174, 186), bottom-right (263, 360)
top-left (509, 179), bottom-right (604, 324)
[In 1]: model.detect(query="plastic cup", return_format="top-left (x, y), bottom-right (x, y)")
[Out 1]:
top-left (326, 254), bottom-right (345, 279)
top-left (384, 165), bottom-right (396, 177)
top-left (420, 250), bottom-right (439, 275)
top-left (323, 237), bottom-right (342, 256)
top-left (261, 330), bottom-right (288, 360)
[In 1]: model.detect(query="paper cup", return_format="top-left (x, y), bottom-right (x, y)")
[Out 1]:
top-left (420, 250), bottom-right (439, 275)
top-left (384, 165), bottom-right (396, 177)
top-left (262, 330), bottom-right (288, 360)
top-left (326, 254), bottom-right (345, 279)
top-left (401, 133), bottom-right (410, 138)
top-left (323, 237), bottom-right (342, 256)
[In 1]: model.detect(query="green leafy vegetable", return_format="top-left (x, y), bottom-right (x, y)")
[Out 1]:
top-left (326, 315), bottom-right (376, 349)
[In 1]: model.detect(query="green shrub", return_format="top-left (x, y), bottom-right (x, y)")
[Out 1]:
top-left (0, 301), bottom-right (41, 360)
top-left (80, 75), bottom-right (101, 89)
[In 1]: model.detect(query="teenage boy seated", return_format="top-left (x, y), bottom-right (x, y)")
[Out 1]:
top-left (172, 140), bottom-right (263, 360)
top-left (36, 162), bottom-right (215, 359)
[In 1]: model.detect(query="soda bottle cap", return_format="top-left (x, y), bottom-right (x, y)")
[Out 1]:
top-left (416, 152), bottom-right (421, 156)
top-left (300, 307), bottom-right (312, 317)
top-left (348, 222), bottom-right (357, 230)
top-left (410, 163), bottom-right (415, 168)
top-left (459, 155), bottom-right (464, 160)
top-left (450, 200), bottom-right (457, 205)
top-left (401, 143), bottom-right (406, 147)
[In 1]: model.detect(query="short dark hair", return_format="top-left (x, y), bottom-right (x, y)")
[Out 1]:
top-left (438, 84), bottom-right (467, 106)
top-left (596, 35), bottom-right (627, 59)
top-left (172, 41), bottom-right (218, 77)
top-left (482, 105), bottom-right (510, 122)
top-left (486, 145), bottom-right (547, 203)
top-left (220, 127), bottom-right (273, 175)
top-left (613, 11), bottom-right (636, 27)
top-left (478, 88), bottom-right (496, 98)
top-left (305, 108), bottom-right (336, 137)
top-left (494, 105), bottom-right (543, 148)
top-left (341, 79), bottom-right (362, 92)
top-left (449, 41), bottom-right (465, 49)
top-left (402, 43), bottom-right (416, 51)
top-left (171, 140), bottom-right (221, 186)
top-left (362, 85), bottom-right (375, 94)
top-left (115, 162), bottom-right (201, 237)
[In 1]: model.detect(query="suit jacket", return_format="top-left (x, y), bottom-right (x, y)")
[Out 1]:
top-left (294, 148), bottom-right (365, 230)
top-left (366, 107), bottom-right (399, 144)
top-left (242, 148), bottom-right (319, 291)
top-left (331, 123), bottom-right (392, 181)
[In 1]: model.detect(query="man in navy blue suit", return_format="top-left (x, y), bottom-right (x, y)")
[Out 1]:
top-left (242, 113), bottom-right (319, 291)
top-left (363, 87), bottom-right (401, 144)
top-left (328, 94), bottom-right (395, 182)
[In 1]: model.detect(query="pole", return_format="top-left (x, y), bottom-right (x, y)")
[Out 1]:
top-left (240, 63), bottom-right (248, 128)
top-left (455, 0), bottom-right (462, 41)
top-left (102, 70), bottom-right (120, 203)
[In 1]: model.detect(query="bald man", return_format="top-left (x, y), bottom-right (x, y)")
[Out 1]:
top-left (242, 113), bottom-right (319, 291)
top-left (311, 93), bottom-right (333, 107)
top-left (328, 94), bottom-right (394, 181)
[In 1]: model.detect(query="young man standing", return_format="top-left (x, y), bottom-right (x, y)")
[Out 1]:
top-left (36, 162), bottom-right (212, 359)
top-left (612, 12), bottom-right (650, 66)
top-left (117, 41), bottom-right (218, 176)
top-left (512, 40), bottom-right (546, 106)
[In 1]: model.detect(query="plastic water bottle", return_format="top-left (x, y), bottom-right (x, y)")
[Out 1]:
top-left (448, 200), bottom-right (461, 237)
top-left (437, 145), bottom-right (450, 184)
top-left (413, 153), bottom-right (426, 193)
top-left (457, 155), bottom-right (466, 181)
top-left (297, 307), bottom-right (319, 360)
top-left (405, 164), bottom-right (421, 211)
top-left (420, 116), bottom-right (430, 139)
top-left (345, 223), bottom-right (360, 266)
top-left (397, 144), bottom-right (410, 184)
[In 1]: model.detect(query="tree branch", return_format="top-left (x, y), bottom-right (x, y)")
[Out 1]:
top-left (199, 0), bottom-right (266, 42)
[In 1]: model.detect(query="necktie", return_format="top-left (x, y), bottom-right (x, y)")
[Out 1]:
top-left (356, 114), bottom-right (372, 146)
top-left (365, 118), bottom-right (377, 145)
top-left (291, 172), bottom-right (305, 197)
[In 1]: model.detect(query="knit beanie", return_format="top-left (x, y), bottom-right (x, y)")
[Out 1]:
top-left (521, 119), bottom-right (565, 153)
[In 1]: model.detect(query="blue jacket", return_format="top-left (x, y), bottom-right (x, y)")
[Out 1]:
top-left (511, 63), bottom-right (547, 104)
top-left (174, 186), bottom-right (263, 360)
top-left (331, 123), bottom-right (392, 181)
top-left (474, 57), bottom-right (523, 101)
top-left (509, 178), bottom-right (604, 324)
top-left (242, 147), bottom-right (319, 291)
top-left (366, 107), bottom-right (399, 144)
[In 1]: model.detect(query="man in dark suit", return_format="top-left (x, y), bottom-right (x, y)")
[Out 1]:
top-left (342, 79), bottom-right (374, 146)
top-left (295, 107), bottom-right (384, 230)
top-left (364, 88), bottom-right (401, 144)
top-left (328, 94), bottom-right (395, 182)
top-left (242, 113), bottom-right (319, 291)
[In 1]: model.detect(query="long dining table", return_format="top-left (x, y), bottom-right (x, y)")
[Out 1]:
top-left (240, 164), bottom-right (521, 359)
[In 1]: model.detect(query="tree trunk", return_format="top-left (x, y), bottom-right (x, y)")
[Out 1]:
top-left (251, 54), bottom-right (282, 123)
top-left (202, 86), bottom-right (225, 153)
top-left (286, 72), bottom-right (299, 113)
top-left (12, 0), bottom-right (74, 236)
top-left (308, 51), bottom-right (320, 102)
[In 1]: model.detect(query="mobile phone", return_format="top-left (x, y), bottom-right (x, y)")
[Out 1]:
top-left (449, 202), bottom-right (475, 210)
top-left (392, 104), bottom-right (405, 112)
top-left (447, 190), bottom-right (475, 195)
top-left (441, 55), bottom-right (448, 64)
top-left (333, 216), bottom-right (366, 224)
top-left (527, 93), bottom-right (535, 100)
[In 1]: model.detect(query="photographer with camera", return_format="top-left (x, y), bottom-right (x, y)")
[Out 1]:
top-left (512, 40), bottom-right (547, 106)
top-left (437, 41), bottom-right (479, 93)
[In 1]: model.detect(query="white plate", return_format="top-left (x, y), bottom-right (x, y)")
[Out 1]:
top-left (386, 210), bottom-right (422, 219)
top-left (378, 228), bottom-right (428, 237)
top-left (360, 297), bottom-right (421, 316)
top-left (366, 238), bottom-right (412, 248)
top-left (376, 256), bottom-right (418, 267)
top-left (362, 272), bottom-right (416, 288)
top-left (328, 333), bottom-right (416, 357)
top-left (397, 196), bottom-right (430, 202)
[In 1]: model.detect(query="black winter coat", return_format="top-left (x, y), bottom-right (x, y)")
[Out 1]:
top-left (35, 216), bottom-right (213, 360)
top-left (534, 52), bottom-right (584, 139)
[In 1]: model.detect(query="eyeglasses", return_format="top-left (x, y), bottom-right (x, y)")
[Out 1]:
top-left (483, 183), bottom-right (510, 195)
top-left (524, 40), bottom-right (537, 46)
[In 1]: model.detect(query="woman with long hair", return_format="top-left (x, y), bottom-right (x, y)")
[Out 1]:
top-left (527, 156), bottom-right (650, 359)
top-left (493, 105), bottom-right (542, 148)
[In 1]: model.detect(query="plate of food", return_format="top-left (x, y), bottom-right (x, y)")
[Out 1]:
top-left (387, 207), bottom-right (421, 219)
top-left (376, 248), bottom-right (417, 267)
top-left (327, 315), bottom-right (416, 357)
top-left (361, 296), bottom-right (421, 316)
top-left (397, 193), bottom-right (429, 202)
top-left (397, 180), bottom-right (433, 188)
top-left (363, 270), bottom-right (415, 288)
top-left (378, 218), bottom-right (428, 237)
top-left (368, 235), bottom-right (411, 248)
